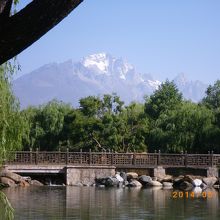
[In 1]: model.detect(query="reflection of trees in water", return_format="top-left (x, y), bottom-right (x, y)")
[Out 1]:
top-left (3, 186), bottom-right (67, 219)
top-left (3, 186), bottom-right (220, 219)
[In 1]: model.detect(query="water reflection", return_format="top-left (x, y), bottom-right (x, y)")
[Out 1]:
top-left (2, 186), bottom-right (220, 220)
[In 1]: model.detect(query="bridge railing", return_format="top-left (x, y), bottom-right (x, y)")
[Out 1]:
top-left (6, 150), bottom-right (220, 168)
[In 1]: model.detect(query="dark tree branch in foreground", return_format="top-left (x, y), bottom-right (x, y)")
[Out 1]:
top-left (0, 0), bottom-right (13, 19)
top-left (0, 0), bottom-right (83, 65)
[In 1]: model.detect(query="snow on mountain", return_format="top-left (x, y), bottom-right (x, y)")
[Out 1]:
top-left (147, 80), bottom-right (161, 90)
top-left (173, 73), bottom-right (207, 102)
top-left (82, 53), bottom-right (110, 74)
top-left (12, 53), bottom-right (208, 108)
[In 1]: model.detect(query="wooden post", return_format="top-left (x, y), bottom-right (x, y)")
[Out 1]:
top-left (111, 150), bottom-right (114, 165)
top-left (58, 147), bottom-right (61, 164)
top-left (154, 150), bottom-right (157, 166)
top-left (157, 150), bottom-right (161, 166)
top-left (208, 151), bottom-right (211, 167)
top-left (132, 152), bottom-right (136, 165)
top-left (89, 149), bottom-right (92, 165)
top-left (181, 151), bottom-right (184, 166)
top-left (66, 148), bottom-right (69, 165)
top-left (35, 148), bottom-right (39, 165)
top-left (30, 148), bottom-right (32, 164)
top-left (80, 149), bottom-right (82, 164)
top-left (211, 151), bottom-right (214, 167)
top-left (185, 151), bottom-right (188, 167)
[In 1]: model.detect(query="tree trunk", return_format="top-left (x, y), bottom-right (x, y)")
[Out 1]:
top-left (0, 0), bottom-right (83, 65)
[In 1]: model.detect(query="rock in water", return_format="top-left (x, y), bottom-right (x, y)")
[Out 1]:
top-left (18, 180), bottom-right (30, 187)
top-left (106, 177), bottom-right (119, 187)
top-left (127, 180), bottom-right (142, 187)
top-left (126, 172), bottom-right (138, 180)
top-left (31, 180), bottom-right (44, 186)
top-left (138, 175), bottom-right (152, 185)
top-left (148, 181), bottom-right (162, 187)
top-left (115, 173), bottom-right (124, 182)
top-left (183, 175), bottom-right (195, 184)
top-left (179, 181), bottom-right (193, 190)
top-left (161, 175), bottom-right (173, 182)
top-left (163, 182), bottom-right (173, 187)
top-left (120, 172), bottom-right (127, 182)
top-left (202, 177), bottom-right (217, 187)
top-left (0, 172), bottom-right (23, 183)
top-left (0, 177), bottom-right (16, 187)
top-left (192, 179), bottom-right (202, 187)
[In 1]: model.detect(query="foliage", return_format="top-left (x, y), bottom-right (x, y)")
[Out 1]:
top-left (148, 102), bottom-right (214, 153)
top-left (9, 79), bottom-right (220, 154)
top-left (202, 80), bottom-right (220, 110)
top-left (145, 80), bottom-right (183, 119)
top-left (0, 191), bottom-right (14, 220)
top-left (22, 100), bottom-right (72, 151)
top-left (0, 65), bottom-right (27, 164)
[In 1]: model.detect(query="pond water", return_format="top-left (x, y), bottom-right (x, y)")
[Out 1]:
top-left (1, 186), bottom-right (220, 220)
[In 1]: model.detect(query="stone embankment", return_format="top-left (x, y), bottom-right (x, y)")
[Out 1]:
top-left (95, 172), bottom-right (220, 190)
top-left (0, 166), bottom-right (43, 188)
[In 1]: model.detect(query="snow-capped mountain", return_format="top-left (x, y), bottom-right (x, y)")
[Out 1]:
top-left (173, 73), bottom-right (207, 102)
top-left (12, 53), bottom-right (207, 108)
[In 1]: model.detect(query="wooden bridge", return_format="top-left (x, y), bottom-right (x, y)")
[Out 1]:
top-left (5, 151), bottom-right (219, 185)
top-left (6, 150), bottom-right (220, 168)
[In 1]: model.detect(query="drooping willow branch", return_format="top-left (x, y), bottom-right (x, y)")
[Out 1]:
top-left (0, 191), bottom-right (14, 220)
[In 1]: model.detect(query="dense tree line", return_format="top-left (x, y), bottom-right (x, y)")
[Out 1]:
top-left (20, 80), bottom-right (220, 153)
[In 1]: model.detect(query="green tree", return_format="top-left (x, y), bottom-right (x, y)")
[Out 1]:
top-left (202, 80), bottom-right (220, 110)
top-left (148, 102), bottom-right (214, 153)
top-left (115, 103), bottom-right (149, 152)
top-left (145, 80), bottom-right (183, 119)
top-left (0, 65), bottom-right (26, 163)
top-left (22, 100), bottom-right (72, 151)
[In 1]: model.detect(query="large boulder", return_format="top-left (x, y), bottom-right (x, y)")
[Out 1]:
top-left (183, 175), bottom-right (195, 184)
top-left (148, 181), bottom-right (162, 187)
top-left (179, 181), bottom-right (193, 190)
top-left (0, 177), bottom-right (16, 187)
top-left (161, 175), bottom-right (173, 183)
top-left (127, 179), bottom-right (142, 187)
top-left (115, 173), bottom-right (124, 182)
top-left (18, 180), bottom-right (30, 187)
top-left (120, 172), bottom-right (127, 182)
top-left (163, 182), bottom-right (173, 188)
top-left (138, 175), bottom-right (152, 185)
top-left (202, 177), bottom-right (217, 187)
top-left (192, 179), bottom-right (202, 187)
top-left (96, 177), bottom-right (119, 187)
top-left (126, 172), bottom-right (138, 180)
top-left (173, 176), bottom-right (184, 187)
top-left (30, 180), bottom-right (44, 186)
top-left (105, 177), bottom-right (119, 187)
top-left (0, 172), bottom-right (23, 183)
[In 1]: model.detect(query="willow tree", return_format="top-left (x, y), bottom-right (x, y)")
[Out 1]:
top-left (0, 64), bottom-right (27, 163)
top-left (0, 63), bottom-right (25, 220)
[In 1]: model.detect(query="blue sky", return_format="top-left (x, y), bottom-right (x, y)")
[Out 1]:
top-left (17, 0), bottom-right (220, 84)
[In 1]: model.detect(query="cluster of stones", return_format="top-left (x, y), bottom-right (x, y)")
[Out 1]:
top-left (95, 172), bottom-right (220, 190)
top-left (0, 167), bottom-right (43, 188)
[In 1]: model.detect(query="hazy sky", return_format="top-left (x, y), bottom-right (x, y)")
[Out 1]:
top-left (17, 0), bottom-right (220, 84)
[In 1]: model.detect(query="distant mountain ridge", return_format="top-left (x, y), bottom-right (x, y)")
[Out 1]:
top-left (13, 53), bottom-right (208, 108)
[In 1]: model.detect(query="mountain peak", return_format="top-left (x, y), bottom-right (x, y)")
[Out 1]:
top-left (174, 73), bottom-right (188, 86)
top-left (82, 52), bottom-right (112, 73)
